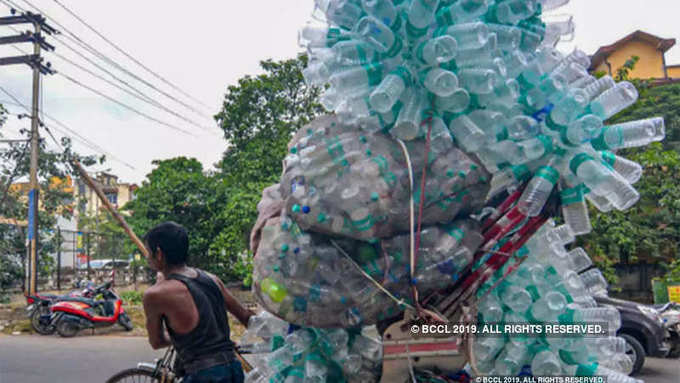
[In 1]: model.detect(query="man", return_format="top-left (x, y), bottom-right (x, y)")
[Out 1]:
top-left (142, 222), bottom-right (254, 383)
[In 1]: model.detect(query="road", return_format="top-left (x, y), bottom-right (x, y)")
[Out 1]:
top-left (0, 335), bottom-right (678, 383)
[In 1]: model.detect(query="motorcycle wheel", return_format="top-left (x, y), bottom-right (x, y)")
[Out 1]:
top-left (106, 368), bottom-right (173, 383)
top-left (56, 318), bottom-right (80, 338)
top-left (118, 313), bottom-right (134, 331)
top-left (30, 306), bottom-right (55, 335)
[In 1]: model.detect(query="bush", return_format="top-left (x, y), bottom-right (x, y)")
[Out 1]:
top-left (120, 290), bottom-right (143, 306)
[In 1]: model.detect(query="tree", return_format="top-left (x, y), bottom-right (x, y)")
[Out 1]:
top-left (215, 54), bottom-right (324, 185)
top-left (0, 103), bottom-right (101, 290)
top-left (124, 157), bottom-right (235, 276)
top-left (210, 54), bottom-right (323, 284)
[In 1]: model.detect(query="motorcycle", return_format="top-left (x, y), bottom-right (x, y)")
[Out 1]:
top-left (47, 281), bottom-right (134, 337)
top-left (25, 283), bottom-right (97, 335)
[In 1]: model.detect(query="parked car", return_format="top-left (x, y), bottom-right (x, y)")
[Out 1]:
top-left (79, 259), bottom-right (130, 270)
top-left (595, 296), bottom-right (671, 375)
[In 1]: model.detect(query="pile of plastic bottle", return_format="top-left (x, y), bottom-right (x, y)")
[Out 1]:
top-left (245, 0), bottom-right (664, 382)
top-left (299, 0), bottom-right (665, 235)
top-left (243, 312), bottom-right (382, 383)
top-left (473, 221), bottom-right (637, 382)
top-left (254, 182), bottom-right (484, 328)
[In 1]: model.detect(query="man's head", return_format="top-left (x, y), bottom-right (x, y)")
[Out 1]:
top-left (143, 222), bottom-right (189, 271)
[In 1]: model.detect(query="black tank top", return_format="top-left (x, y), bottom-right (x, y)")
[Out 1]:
top-left (164, 269), bottom-right (234, 366)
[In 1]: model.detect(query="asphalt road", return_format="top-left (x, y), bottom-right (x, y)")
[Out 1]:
top-left (0, 335), bottom-right (678, 383)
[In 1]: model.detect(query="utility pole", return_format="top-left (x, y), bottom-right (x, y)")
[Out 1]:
top-left (0, 9), bottom-right (57, 295)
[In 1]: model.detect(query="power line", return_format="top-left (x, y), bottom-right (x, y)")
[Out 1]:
top-left (49, 48), bottom-right (211, 131)
top-left (0, 85), bottom-right (136, 169)
top-left (1, 24), bottom-right (215, 133)
top-left (6, 0), bottom-right (213, 120)
top-left (59, 72), bottom-right (195, 136)
top-left (51, 0), bottom-right (213, 111)
top-left (8, 43), bottom-right (197, 136)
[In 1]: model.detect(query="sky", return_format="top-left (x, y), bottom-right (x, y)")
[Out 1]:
top-left (1, 0), bottom-right (679, 184)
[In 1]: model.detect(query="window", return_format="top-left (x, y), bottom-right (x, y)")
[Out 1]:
top-left (106, 193), bottom-right (118, 205)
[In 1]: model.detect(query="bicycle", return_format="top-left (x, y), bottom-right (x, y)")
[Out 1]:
top-left (106, 346), bottom-right (253, 383)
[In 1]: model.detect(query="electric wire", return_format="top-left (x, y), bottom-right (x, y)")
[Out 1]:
top-left (0, 85), bottom-right (136, 169)
top-left (7, 44), bottom-right (196, 136)
top-left (5, 25), bottom-right (213, 134)
top-left (50, 0), bottom-right (213, 111)
top-left (11, 0), bottom-right (213, 120)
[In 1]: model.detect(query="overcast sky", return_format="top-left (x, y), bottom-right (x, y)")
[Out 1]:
top-left (1, 0), bottom-right (679, 184)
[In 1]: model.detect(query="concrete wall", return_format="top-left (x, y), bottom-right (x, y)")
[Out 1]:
top-left (595, 40), bottom-right (667, 79)
top-left (667, 66), bottom-right (680, 78)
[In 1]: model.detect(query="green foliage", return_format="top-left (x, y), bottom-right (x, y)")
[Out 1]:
top-left (215, 54), bottom-right (324, 185)
top-left (120, 290), bottom-right (143, 306)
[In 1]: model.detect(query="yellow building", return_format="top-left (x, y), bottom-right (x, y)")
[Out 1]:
top-left (589, 30), bottom-right (679, 82)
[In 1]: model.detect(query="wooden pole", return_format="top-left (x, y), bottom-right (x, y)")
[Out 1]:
top-left (71, 161), bottom-right (148, 258)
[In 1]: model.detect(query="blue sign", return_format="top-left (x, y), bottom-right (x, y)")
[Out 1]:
top-left (27, 189), bottom-right (36, 240)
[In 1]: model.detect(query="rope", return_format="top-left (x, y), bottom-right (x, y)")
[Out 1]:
top-left (330, 239), bottom-right (415, 311)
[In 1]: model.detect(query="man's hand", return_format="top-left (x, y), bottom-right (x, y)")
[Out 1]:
top-left (155, 271), bottom-right (165, 284)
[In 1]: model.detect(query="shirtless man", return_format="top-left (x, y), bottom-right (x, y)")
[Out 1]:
top-left (142, 222), bottom-right (254, 383)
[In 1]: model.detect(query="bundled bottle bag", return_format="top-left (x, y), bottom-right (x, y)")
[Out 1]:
top-left (280, 114), bottom-right (490, 241)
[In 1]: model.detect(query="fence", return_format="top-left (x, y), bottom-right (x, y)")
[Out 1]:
top-left (48, 228), bottom-right (148, 291)
top-left (611, 262), bottom-right (669, 303)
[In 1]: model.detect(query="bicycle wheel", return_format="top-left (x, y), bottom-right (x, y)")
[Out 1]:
top-left (106, 368), bottom-right (175, 383)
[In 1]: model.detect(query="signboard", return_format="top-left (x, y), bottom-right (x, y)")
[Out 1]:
top-left (76, 231), bottom-right (84, 252)
top-left (668, 285), bottom-right (680, 304)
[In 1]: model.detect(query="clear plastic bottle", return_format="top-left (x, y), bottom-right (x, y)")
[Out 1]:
top-left (434, 88), bottom-right (470, 113)
top-left (492, 0), bottom-right (537, 25)
top-left (600, 151), bottom-right (643, 184)
top-left (583, 75), bottom-right (616, 101)
top-left (369, 67), bottom-right (411, 113)
top-left (436, 0), bottom-right (489, 26)
top-left (518, 165), bottom-right (560, 217)
top-left (529, 291), bottom-right (568, 322)
top-left (579, 269), bottom-right (608, 296)
top-left (417, 35), bottom-right (458, 65)
top-left (332, 40), bottom-right (377, 66)
top-left (298, 24), bottom-right (349, 49)
top-left (407, 0), bottom-right (440, 30)
top-left (506, 115), bottom-right (539, 140)
top-left (592, 117), bottom-right (665, 150)
top-left (589, 81), bottom-right (639, 120)
top-left (354, 16), bottom-right (401, 55)
top-left (564, 115), bottom-right (603, 146)
top-left (467, 109), bottom-right (507, 137)
top-left (500, 284), bottom-right (533, 313)
top-left (330, 64), bottom-right (383, 93)
top-left (457, 68), bottom-right (498, 94)
top-left (393, 89), bottom-right (425, 140)
top-left (560, 185), bottom-right (592, 235)
top-left (549, 88), bottom-right (589, 127)
top-left (494, 342), bottom-right (529, 376)
top-left (444, 22), bottom-right (490, 50)
top-left (560, 247), bottom-right (593, 273)
top-left (538, 0), bottom-right (571, 12)
top-left (422, 67), bottom-right (459, 97)
top-left (531, 350), bottom-right (563, 376)
top-left (314, 0), bottom-right (363, 30)
top-left (474, 336), bottom-right (505, 362)
top-left (486, 24), bottom-right (522, 50)
top-left (448, 115), bottom-right (487, 152)
top-left (568, 152), bottom-right (618, 197)
top-left (360, 0), bottom-right (398, 29)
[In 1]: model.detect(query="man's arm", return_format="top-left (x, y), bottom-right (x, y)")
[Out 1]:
top-left (143, 287), bottom-right (172, 350)
top-left (208, 273), bottom-right (255, 327)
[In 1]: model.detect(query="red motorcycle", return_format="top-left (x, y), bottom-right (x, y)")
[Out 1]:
top-left (25, 282), bottom-right (96, 335)
top-left (49, 281), bottom-right (133, 337)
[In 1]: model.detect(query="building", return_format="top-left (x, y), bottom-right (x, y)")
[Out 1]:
top-left (74, 172), bottom-right (138, 217)
top-left (589, 30), bottom-right (680, 83)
